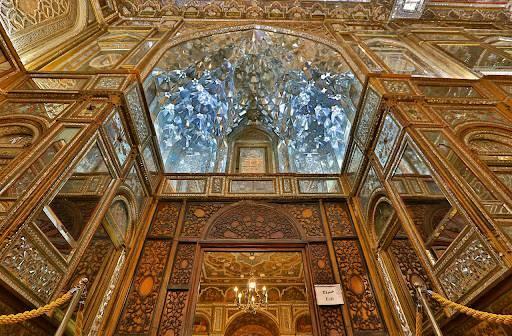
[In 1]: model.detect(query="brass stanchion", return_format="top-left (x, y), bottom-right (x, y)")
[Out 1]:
top-left (415, 285), bottom-right (443, 336)
top-left (55, 278), bottom-right (88, 336)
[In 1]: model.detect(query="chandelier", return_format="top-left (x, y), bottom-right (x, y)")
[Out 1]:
top-left (233, 274), bottom-right (268, 314)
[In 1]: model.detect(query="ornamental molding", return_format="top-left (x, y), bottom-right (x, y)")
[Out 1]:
top-left (115, 0), bottom-right (391, 21)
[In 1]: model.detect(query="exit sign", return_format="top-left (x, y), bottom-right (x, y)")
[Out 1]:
top-left (314, 284), bottom-right (344, 305)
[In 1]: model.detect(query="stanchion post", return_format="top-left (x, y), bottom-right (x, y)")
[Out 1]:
top-left (55, 278), bottom-right (88, 336)
top-left (415, 285), bottom-right (444, 336)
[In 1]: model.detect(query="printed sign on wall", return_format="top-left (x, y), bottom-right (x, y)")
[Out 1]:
top-left (314, 284), bottom-right (344, 305)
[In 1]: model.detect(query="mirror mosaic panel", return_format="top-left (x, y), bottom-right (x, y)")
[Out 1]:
top-left (104, 109), bottom-right (132, 168)
top-left (148, 29), bottom-right (361, 174)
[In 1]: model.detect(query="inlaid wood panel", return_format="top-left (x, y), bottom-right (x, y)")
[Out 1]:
top-left (334, 240), bottom-right (385, 333)
top-left (149, 202), bottom-right (181, 236)
top-left (279, 203), bottom-right (324, 238)
top-left (158, 290), bottom-right (189, 336)
top-left (309, 244), bottom-right (335, 284)
top-left (325, 202), bottom-right (354, 237)
top-left (169, 243), bottom-right (196, 287)
top-left (182, 202), bottom-right (226, 238)
top-left (116, 240), bottom-right (172, 334)
top-left (319, 306), bottom-right (346, 336)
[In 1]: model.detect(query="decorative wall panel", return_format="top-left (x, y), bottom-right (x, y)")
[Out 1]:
top-left (436, 232), bottom-right (500, 301)
top-left (359, 166), bottom-right (383, 219)
top-left (334, 240), bottom-right (385, 332)
top-left (116, 240), bottom-right (172, 334)
top-left (0, 101), bottom-right (69, 121)
top-left (0, 0), bottom-right (89, 59)
top-left (67, 236), bottom-right (114, 290)
top-left (158, 290), bottom-right (189, 336)
top-left (104, 109), bottom-right (131, 168)
top-left (375, 114), bottom-right (401, 168)
top-left (124, 165), bottom-right (146, 219)
top-left (325, 202), bottom-right (354, 237)
top-left (346, 144), bottom-right (364, 187)
top-left (115, 0), bottom-right (389, 21)
top-left (279, 203), bottom-right (324, 238)
top-left (388, 239), bottom-right (433, 300)
top-left (182, 202), bottom-right (226, 238)
top-left (319, 306), bottom-right (346, 336)
top-left (355, 88), bottom-right (381, 146)
top-left (0, 227), bottom-right (63, 303)
top-left (169, 243), bottom-right (196, 287)
top-left (433, 107), bottom-right (510, 130)
top-left (206, 203), bottom-right (300, 240)
top-left (309, 244), bottom-right (335, 284)
top-left (149, 202), bottom-right (181, 236)
top-left (125, 85), bottom-right (150, 144)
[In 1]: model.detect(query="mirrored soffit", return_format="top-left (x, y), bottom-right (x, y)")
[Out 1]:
top-left (146, 29), bottom-right (361, 174)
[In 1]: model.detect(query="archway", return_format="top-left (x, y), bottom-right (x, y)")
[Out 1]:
top-left (204, 201), bottom-right (303, 240)
top-left (225, 312), bottom-right (279, 336)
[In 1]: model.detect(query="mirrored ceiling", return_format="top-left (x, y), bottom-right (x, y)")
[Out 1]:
top-left (146, 29), bottom-right (361, 174)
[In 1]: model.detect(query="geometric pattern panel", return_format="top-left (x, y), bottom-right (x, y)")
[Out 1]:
top-left (374, 114), bottom-right (401, 168)
top-left (104, 109), bottom-right (131, 168)
top-left (334, 240), bottom-right (385, 332)
top-left (116, 240), bottom-right (172, 334)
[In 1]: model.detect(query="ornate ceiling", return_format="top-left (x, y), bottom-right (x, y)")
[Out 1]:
top-left (114, 0), bottom-right (511, 22)
top-left (148, 28), bottom-right (359, 173)
top-left (201, 252), bottom-right (304, 284)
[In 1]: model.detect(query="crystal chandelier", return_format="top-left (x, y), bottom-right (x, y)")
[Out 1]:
top-left (234, 274), bottom-right (268, 314)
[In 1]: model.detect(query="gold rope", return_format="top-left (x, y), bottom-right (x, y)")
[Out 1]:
top-left (0, 291), bottom-right (73, 325)
top-left (429, 291), bottom-right (512, 325)
top-left (415, 305), bottom-right (423, 336)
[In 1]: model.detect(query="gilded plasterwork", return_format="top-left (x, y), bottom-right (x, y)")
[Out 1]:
top-left (0, 0), bottom-right (90, 62)
top-left (115, 0), bottom-right (390, 21)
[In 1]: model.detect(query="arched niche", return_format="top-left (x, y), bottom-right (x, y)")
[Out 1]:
top-left (203, 201), bottom-right (303, 240)
top-left (227, 126), bottom-right (279, 174)
top-left (463, 128), bottom-right (512, 162)
top-left (0, 121), bottom-right (42, 173)
top-left (281, 286), bottom-right (306, 301)
top-left (192, 313), bottom-right (211, 335)
top-left (103, 192), bottom-right (136, 248)
top-left (295, 313), bottom-right (313, 334)
top-left (225, 311), bottom-right (280, 336)
top-left (370, 196), bottom-right (396, 244)
top-left (146, 25), bottom-right (360, 174)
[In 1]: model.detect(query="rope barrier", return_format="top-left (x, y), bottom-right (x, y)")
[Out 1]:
top-left (428, 290), bottom-right (512, 326)
top-left (0, 291), bottom-right (73, 325)
top-left (0, 278), bottom-right (87, 336)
